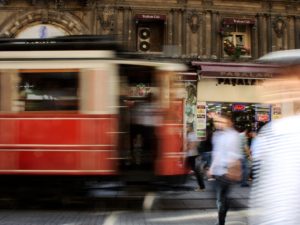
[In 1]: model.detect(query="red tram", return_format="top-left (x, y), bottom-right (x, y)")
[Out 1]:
top-left (0, 36), bottom-right (188, 184)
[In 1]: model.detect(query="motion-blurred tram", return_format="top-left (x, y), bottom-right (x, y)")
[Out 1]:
top-left (0, 36), bottom-right (188, 185)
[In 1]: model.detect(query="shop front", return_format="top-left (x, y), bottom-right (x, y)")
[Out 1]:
top-left (192, 61), bottom-right (281, 139)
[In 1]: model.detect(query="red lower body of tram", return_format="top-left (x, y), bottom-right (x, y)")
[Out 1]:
top-left (0, 113), bottom-right (118, 175)
top-left (0, 110), bottom-right (186, 180)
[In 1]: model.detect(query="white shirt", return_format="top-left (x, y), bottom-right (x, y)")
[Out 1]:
top-left (210, 128), bottom-right (242, 176)
top-left (134, 102), bottom-right (162, 126)
top-left (249, 115), bottom-right (300, 225)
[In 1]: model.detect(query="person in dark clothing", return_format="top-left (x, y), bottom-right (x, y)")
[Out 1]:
top-left (198, 130), bottom-right (213, 171)
top-left (186, 123), bottom-right (206, 191)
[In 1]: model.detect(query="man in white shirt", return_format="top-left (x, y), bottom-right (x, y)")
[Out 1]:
top-left (249, 65), bottom-right (300, 225)
top-left (208, 114), bottom-right (242, 225)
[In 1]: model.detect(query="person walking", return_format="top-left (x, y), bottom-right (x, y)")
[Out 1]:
top-left (208, 114), bottom-right (242, 225)
top-left (239, 127), bottom-right (251, 187)
top-left (249, 59), bottom-right (300, 225)
top-left (198, 129), bottom-right (213, 176)
top-left (186, 123), bottom-right (206, 191)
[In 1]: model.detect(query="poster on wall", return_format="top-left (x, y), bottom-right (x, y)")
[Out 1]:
top-left (185, 82), bottom-right (197, 125)
top-left (196, 101), bottom-right (206, 139)
top-left (272, 104), bottom-right (282, 120)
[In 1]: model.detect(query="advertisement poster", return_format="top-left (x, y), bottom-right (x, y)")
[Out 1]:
top-left (272, 104), bottom-right (282, 120)
top-left (196, 101), bottom-right (207, 139)
top-left (185, 83), bottom-right (197, 125)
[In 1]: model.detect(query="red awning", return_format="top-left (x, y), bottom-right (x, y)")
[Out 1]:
top-left (192, 61), bottom-right (281, 79)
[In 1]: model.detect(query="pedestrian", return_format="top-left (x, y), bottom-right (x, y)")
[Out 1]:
top-left (198, 128), bottom-right (213, 174)
top-left (249, 61), bottom-right (300, 225)
top-left (186, 123), bottom-right (206, 191)
top-left (239, 127), bottom-right (251, 187)
top-left (208, 114), bottom-right (242, 225)
top-left (132, 93), bottom-right (161, 170)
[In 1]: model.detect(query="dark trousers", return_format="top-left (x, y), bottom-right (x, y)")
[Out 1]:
top-left (186, 156), bottom-right (205, 189)
top-left (215, 177), bottom-right (231, 225)
top-left (201, 151), bottom-right (212, 168)
top-left (241, 157), bottom-right (249, 185)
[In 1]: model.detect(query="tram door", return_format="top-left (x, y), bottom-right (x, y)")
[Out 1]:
top-left (118, 65), bottom-right (159, 181)
top-left (118, 65), bottom-right (186, 182)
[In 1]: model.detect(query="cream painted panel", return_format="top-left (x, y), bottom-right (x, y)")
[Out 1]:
top-left (0, 70), bottom-right (18, 112)
top-left (80, 64), bottom-right (119, 115)
top-left (197, 79), bottom-right (262, 103)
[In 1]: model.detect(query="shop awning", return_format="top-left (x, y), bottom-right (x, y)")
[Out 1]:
top-left (192, 61), bottom-right (281, 79)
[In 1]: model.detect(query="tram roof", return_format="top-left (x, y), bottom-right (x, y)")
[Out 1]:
top-left (0, 35), bottom-right (123, 51)
top-left (0, 35), bottom-right (187, 71)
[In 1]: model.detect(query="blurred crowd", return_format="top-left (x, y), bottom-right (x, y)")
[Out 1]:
top-left (185, 55), bottom-right (300, 225)
top-left (186, 113), bottom-right (255, 225)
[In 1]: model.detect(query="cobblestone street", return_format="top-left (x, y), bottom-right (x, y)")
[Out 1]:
top-left (0, 209), bottom-right (249, 225)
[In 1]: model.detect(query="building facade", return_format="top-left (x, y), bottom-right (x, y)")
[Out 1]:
top-left (0, 0), bottom-right (298, 59)
top-left (0, 0), bottom-right (298, 137)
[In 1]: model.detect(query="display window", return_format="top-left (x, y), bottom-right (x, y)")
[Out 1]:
top-left (206, 102), bottom-right (271, 132)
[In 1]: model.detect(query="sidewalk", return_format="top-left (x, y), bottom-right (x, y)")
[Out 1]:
top-left (155, 176), bottom-right (250, 210)
top-left (86, 176), bottom-right (251, 210)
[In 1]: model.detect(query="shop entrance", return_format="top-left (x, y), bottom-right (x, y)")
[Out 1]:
top-left (206, 102), bottom-right (271, 132)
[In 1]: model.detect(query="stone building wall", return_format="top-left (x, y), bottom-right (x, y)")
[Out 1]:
top-left (0, 0), bottom-right (298, 61)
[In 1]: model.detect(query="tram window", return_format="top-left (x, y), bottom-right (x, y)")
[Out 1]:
top-left (120, 65), bottom-right (155, 86)
top-left (120, 65), bottom-right (157, 99)
top-left (17, 70), bottom-right (79, 111)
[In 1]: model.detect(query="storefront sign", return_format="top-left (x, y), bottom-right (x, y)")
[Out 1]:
top-left (192, 61), bottom-right (280, 79)
top-left (135, 14), bottom-right (166, 21)
top-left (217, 78), bottom-right (263, 86)
top-left (232, 104), bottom-right (246, 111)
top-left (223, 18), bottom-right (255, 25)
top-left (256, 104), bottom-right (271, 123)
top-left (220, 71), bottom-right (273, 78)
top-left (206, 71), bottom-right (273, 79)
top-left (257, 113), bottom-right (270, 122)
